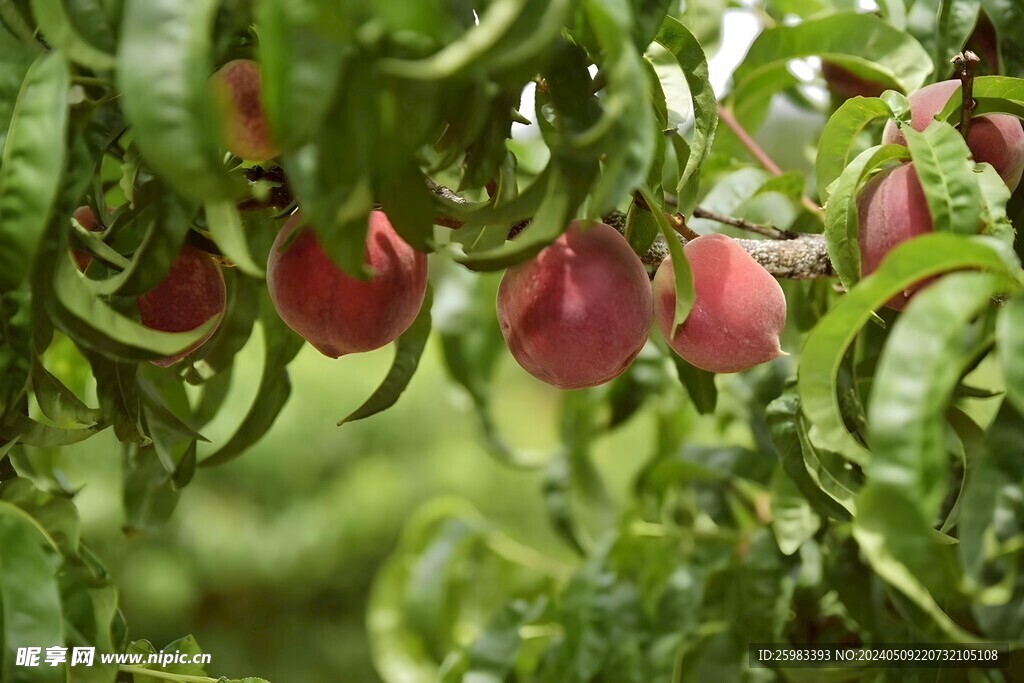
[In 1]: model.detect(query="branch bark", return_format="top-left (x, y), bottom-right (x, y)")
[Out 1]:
top-left (429, 181), bottom-right (834, 280)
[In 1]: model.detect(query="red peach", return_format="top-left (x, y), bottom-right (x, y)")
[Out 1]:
top-left (856, 163), bottom-right (934, 310)
top-left (137, 246), bottom-right (227, 367)
top-left (267, 211), bottom-right (428, 358)
top-left (71, 205), bottom-right (105, 271)
top-left (210, 59), bottom-right (279, 162)
top-left (653, 234), bottom-right (787, 373)
top-left (882, 79), bottom-right (1024, 190)
top-left (496, 221), bottom-right (653, 390)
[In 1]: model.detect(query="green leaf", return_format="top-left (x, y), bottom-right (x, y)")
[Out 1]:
top-left (933, 75), bottom-right (1024, 123)
top-left (770, 464), bottom-right (821, 556)
top-left (639, 185), bottom-right (693, 332)
top-left (117, 0), bottom-right (231, 202)
top-left (816, 96), bottom-right (900, 205)
top-left (340, 287), bottom-right (432, 425)
top-left (798, 234), bottom-right (1012, 466)
top-left (935, 0), bottom-right (980, 71)
top-left (766, 391), bottom-right (853, 519)
top-left (379, 0), bottom-right (531, 80)
top-left (822, 143), bottom-right (910, 291)
top-left (30, 361), bottom-right (101, 426)
top-left (256, 0), bottom-right (347, 152)
top-left (83, 350), bottom-right (147, 445)
top-left (856, 274), bottom-right (1007, 647)
top-left (731, 13), bottom-right (932, 128)
top-left (30, 0), bottom-right (116, 69)
top-left (123, 444), bottom-right (180, 531)
top-left (0, 504), bottom-right (65, 683)
top-left (195, 269), bottom-right (260, 374)
top-left (903, 125), bottom-right (982, 235)
top-left (669, 354), bottom-right (716, 414)
top-left (84, 189), bottom-right (195, 297)
top-left (853, 489), bottom-right (975, 642)
top-left (456, 163), bottom-right (596, 271)
top-left (869, 272), bottom-right (1004, 521)
top-left (980, 0), bottom-right (1024, 75)
top-left (653, 16), bottom-right (717, 208)
top-left (582, 0), bottom-right (657, 216)
top-left (997, 294), bottom-right (1024, 415)
top-left (959, 399), bottom-right (1024, 639)
top-left (199, 292), bottom-right (303, 468)
top-left (369, 501), bottom-right (509, 683)
top-left (0, 51), bottom-right (69, 293)
top-left (204, 200), bottom-right (263, 277)
top-left (49, 254), bottom-right (222, 363)
top-left (0, 412), bottom-right (101, 447)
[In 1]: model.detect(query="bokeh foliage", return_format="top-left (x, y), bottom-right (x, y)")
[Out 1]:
top-left (1, 0), bottom-right (1024, 681)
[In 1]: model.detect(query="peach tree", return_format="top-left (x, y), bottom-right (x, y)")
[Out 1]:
top-left (1, 0), bottom-right (1024, 681)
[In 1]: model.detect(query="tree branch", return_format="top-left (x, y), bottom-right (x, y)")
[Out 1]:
top-left (429, 181), bottom-right (834, 280)
top-left (692, 206), bottom-right (799, 240)
top-left (717, 104), bottom-right (825, 218)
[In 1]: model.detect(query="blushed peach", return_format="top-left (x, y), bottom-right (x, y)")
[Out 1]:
top-left (882, 79), bottom-right (1024, 190)
top-left (496, 221), bottom-right (652, 390)
top-left (856, 163), bottom-right (934, 310)
top-left (210, 59), bottom-right (279, 161)
top-left (267, 211), bottom-right (428, 358)
top-left (137, 246), bottom-right (227, 367)
top-left (653, 234), bottom-right (786, 373)
top-left (71, 205), bottom-right (104, 271)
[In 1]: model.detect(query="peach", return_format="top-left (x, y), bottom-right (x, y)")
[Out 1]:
top-left (856, 162), bottom-right (934, 310)
top-left (137, 246), bottom-right (227, 367)
top-left (210, 59), bottom-right (279, 162)
top-left (882, 79), bottom-right (1024, 190)
top-left (267, 211), bottom-right (428, 358)
top-left (496, 221), bottom-right (652, 390)
top-left (653, 234), bottom-right (786, 373)
top-left (71, 205), bottom-right (104, 271)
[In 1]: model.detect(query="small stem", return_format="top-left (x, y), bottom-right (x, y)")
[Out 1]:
top-left (718, 105), bottom-right (782, 175)
top-left (667, 212), bottom-right (701, 241)
top-left (692, 206), bottom-right (798, 240)
top-left (118, 665), bottom-right (217, 683)
top-left (633, 191), bottom-right (700, 240)
top-left (717, 104), bottom-right (824, 218)
top-left (953, 50), bottom-right (981, 142)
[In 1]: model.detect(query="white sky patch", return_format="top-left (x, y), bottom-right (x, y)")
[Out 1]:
top-left (795, 56), bottom-right (829, 107)
top-left (858, 0), bottom-right (879, 10)
top-left (512, 81), bottom-right (539, 141)
top-left (707, 10), bottom-right (761, 98)
top-left (787, 58), bottom-right (818, 83)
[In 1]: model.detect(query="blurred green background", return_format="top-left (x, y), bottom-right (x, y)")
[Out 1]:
top-left (49, 265), bottom-right (689, 683)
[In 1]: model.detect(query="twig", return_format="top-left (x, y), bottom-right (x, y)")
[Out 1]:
top-left (717, 104), bottom-right (825, 218)
top-left (632, 191), bottom-right (700, 240)
top-left (692, 206), bottom-right (799, 240)
top-left (952, 50), bottom-right (981, 142)
top-left (428, 181), bottom-right (833, 279)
